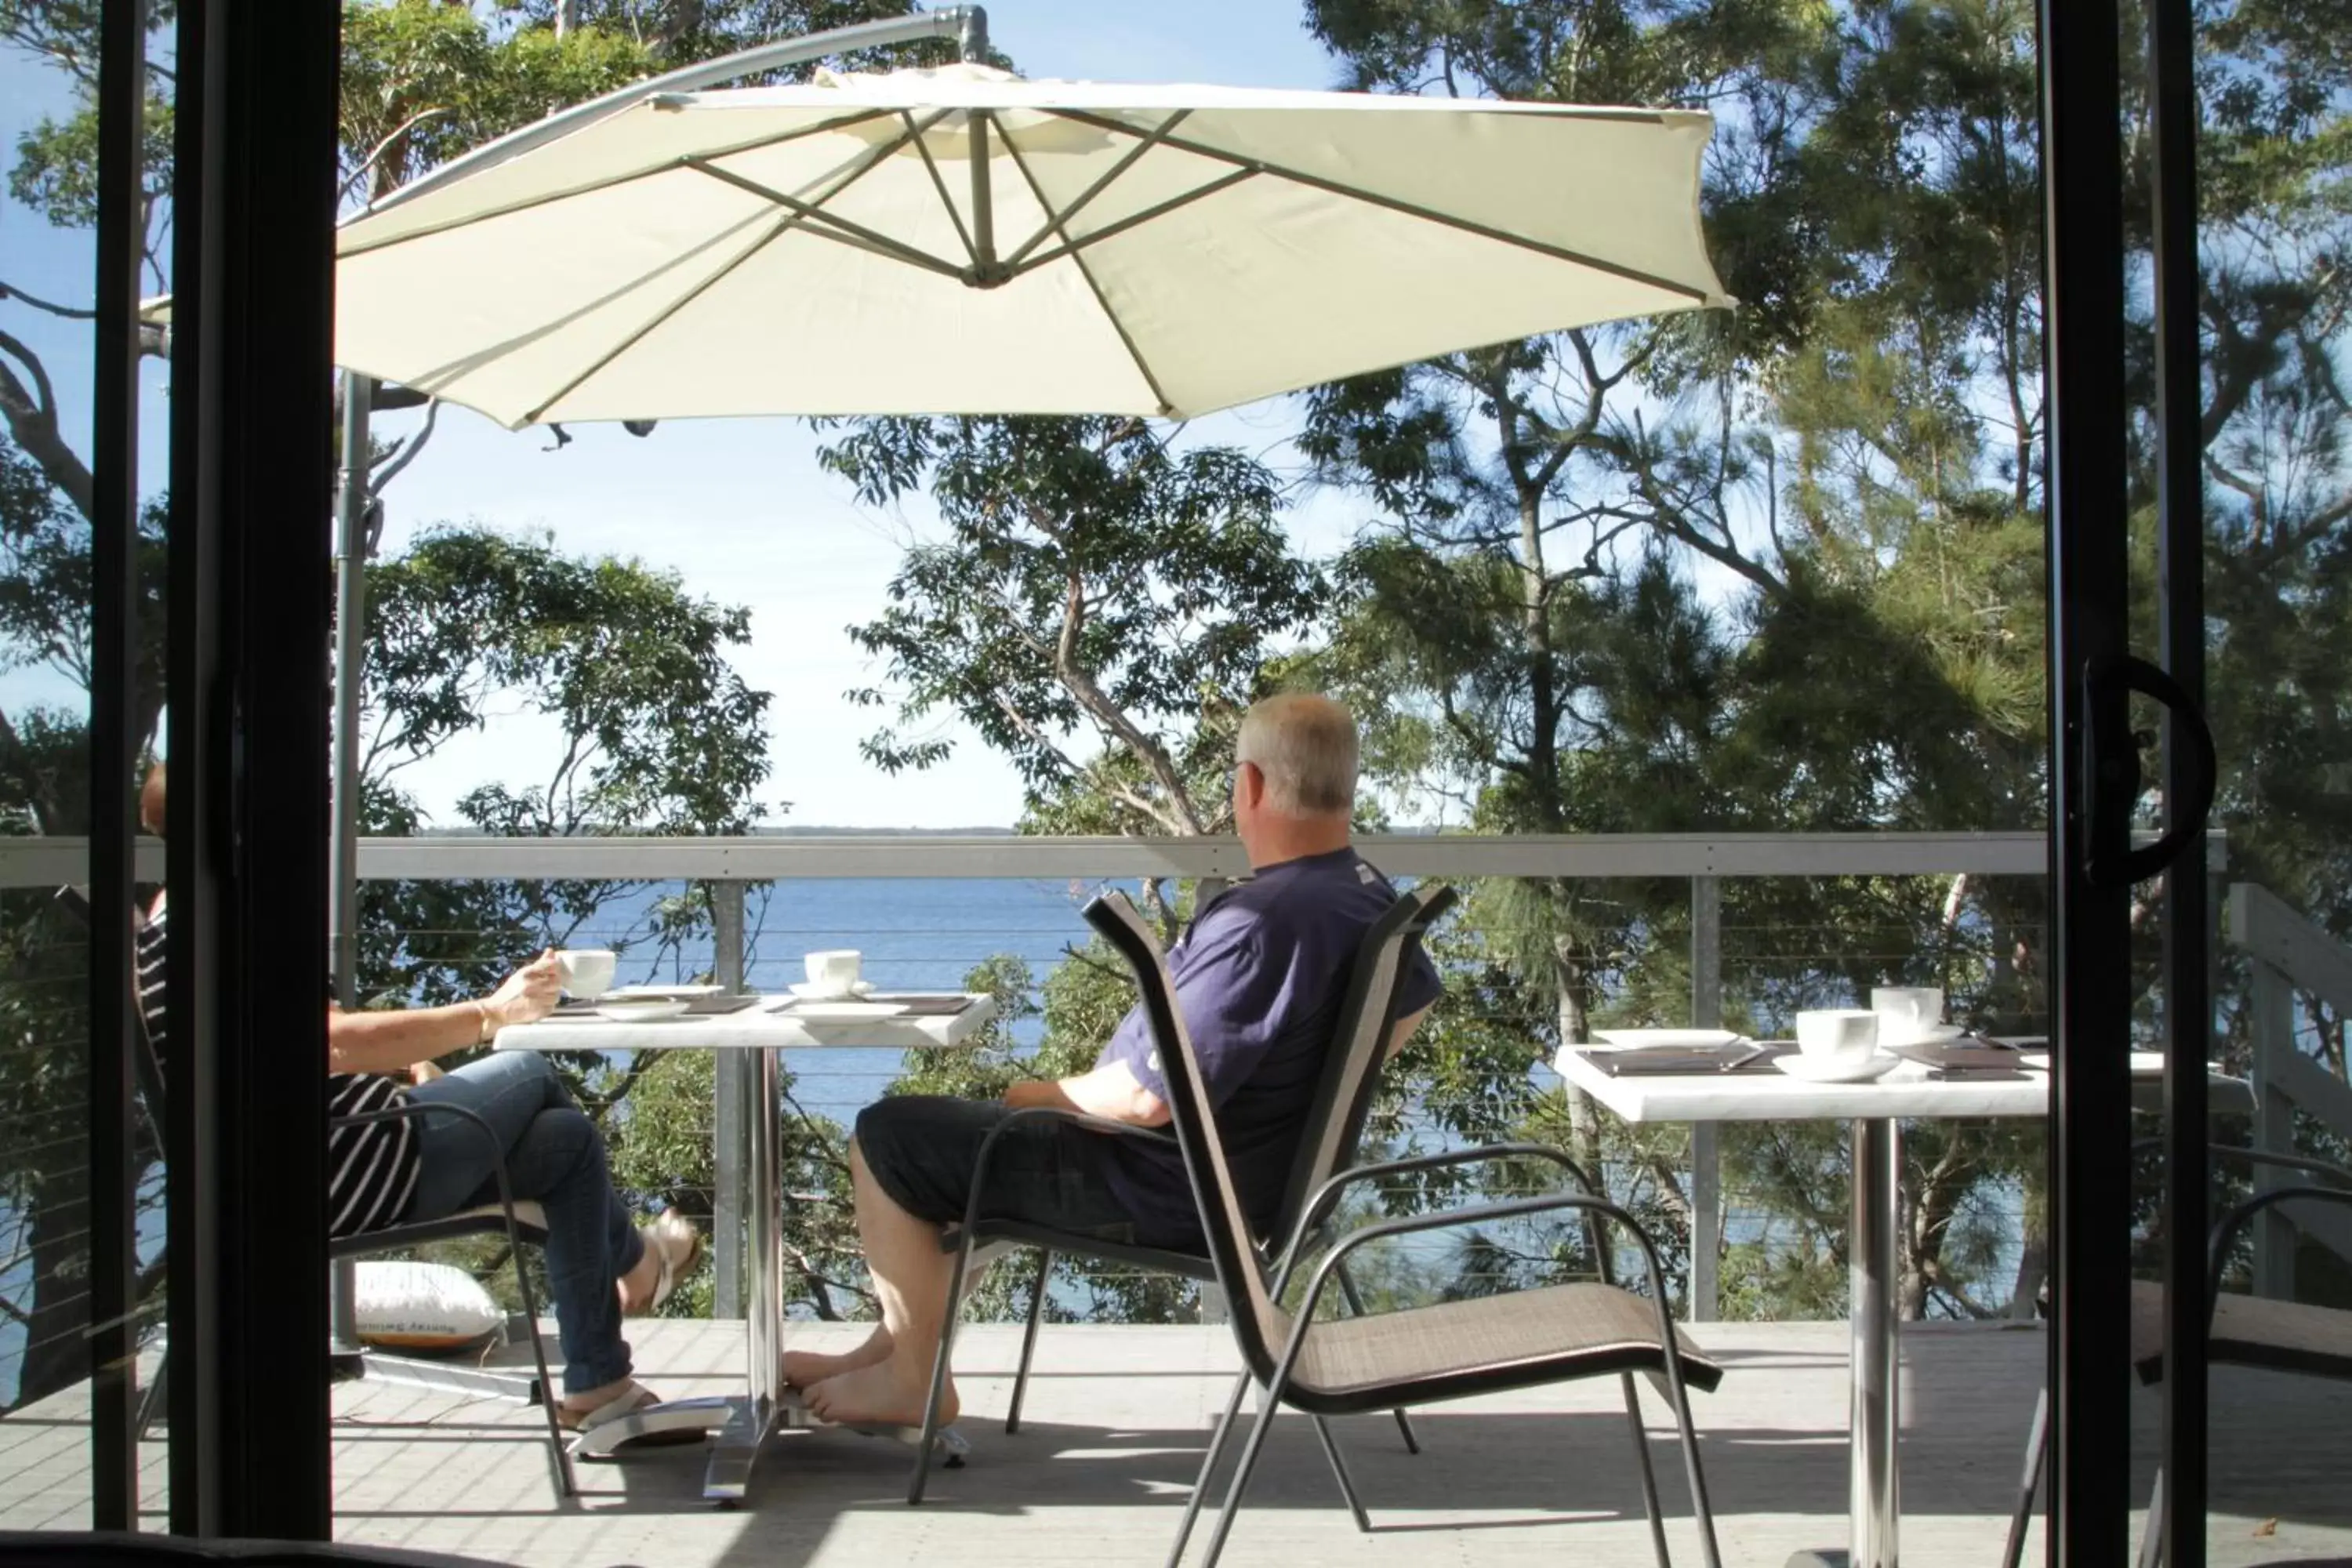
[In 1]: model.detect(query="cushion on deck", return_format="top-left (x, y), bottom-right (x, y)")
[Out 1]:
top-left (2130, 1277), bottom-right (2352, 1384)
top-left (1287, 1280), bottom-right (1721, 1402)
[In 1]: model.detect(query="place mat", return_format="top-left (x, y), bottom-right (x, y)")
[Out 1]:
top-left (1888, 1039), bottom-right (2024, 1074)
top-left (1581, 1044), bottom-right (1780, 1076)
top-left (849, 994), bottom-right (975, 1017)
top-left (683, 995), bottom-right (760, 1016)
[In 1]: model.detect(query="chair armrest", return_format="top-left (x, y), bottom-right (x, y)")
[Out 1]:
top-left (1276, 1142), bottom-right (1603, 1283)
top-left (336, 1099), bottom-right (536, 1249)
top-left (2205, 1183), bottom-right (2352, 1316)
top-left (2130, 1136), bottom-right (2352, 1189)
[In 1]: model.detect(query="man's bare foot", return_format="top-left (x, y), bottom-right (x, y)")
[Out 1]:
top-left (804, 1356), bottom-right (956, 1429)
top-left (782, 1326), bottom-right (893, 1390)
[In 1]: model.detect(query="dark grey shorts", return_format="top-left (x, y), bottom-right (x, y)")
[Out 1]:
top-left (854, 1094), bottom-right (1194, 1250)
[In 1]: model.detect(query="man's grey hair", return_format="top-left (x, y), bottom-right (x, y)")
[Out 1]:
top-left (1236, 694), bottom-right (1359, 817)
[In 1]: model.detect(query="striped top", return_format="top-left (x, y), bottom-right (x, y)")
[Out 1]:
top-left (135, 904), bottom-right (422, 1238)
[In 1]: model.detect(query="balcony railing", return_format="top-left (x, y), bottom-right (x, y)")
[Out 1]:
top-left (5, 827), bottom-right (2189, 1350)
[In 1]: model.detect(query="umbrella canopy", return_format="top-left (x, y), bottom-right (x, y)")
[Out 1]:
top-left (336, 63), bottom-right (1730, 427)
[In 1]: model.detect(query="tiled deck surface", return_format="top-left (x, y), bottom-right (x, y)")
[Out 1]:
top-left (4, 1319), bottom-right (2348, 1566)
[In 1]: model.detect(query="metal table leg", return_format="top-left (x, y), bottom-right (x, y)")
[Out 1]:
top-left (1788, 1116), bottom-right (1902, 1568)
top-left (571, 1046), bottom-right (779, 1502)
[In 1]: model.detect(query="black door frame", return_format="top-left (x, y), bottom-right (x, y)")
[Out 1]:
top-left (2041, 0), bottom-right (2216, 1561)
top-left (159, 0), bottom-right (343, 1540)
top-left (74, 0), bottom-right (2217, 1545)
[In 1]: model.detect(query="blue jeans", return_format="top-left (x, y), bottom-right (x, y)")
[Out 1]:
top-left (403, 1051), bottom-right (644, 1396)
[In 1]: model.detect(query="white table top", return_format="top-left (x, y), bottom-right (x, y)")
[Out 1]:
top-left (494, 994), bottom-right (996, 1053)
top-left (1553, 1046), bottom-right (2256, 1123)
top-left (1552, 1047), bottom-right (2051, 1123)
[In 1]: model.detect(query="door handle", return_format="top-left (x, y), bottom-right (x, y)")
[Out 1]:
top-left (2081, 654), bottom-right (2218, 888)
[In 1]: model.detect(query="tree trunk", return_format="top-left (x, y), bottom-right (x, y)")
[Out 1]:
top-left (1555, 931), bottom-right (1601, 1182)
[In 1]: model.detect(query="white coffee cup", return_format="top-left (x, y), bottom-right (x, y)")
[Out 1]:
top-left (804, 949), bottom-right (862, 996)
top-left (1795, 1008), bottom-right (1881, 1062)
top-left (1871, 986), bottom-right (1945, 1038)
top-left (556, 948), bottom-right (617, 1001)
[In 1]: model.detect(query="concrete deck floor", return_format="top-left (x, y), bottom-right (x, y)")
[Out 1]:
top-left (4, 1319), bottom-right (2347, 1566)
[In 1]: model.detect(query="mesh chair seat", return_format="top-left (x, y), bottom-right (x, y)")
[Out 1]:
top-left (1283, 1282), bottom-right (1723, 1410)
top-left (2129, 1278), bottom-right (2352, 1384)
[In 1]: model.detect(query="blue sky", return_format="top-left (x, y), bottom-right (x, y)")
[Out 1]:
top-left (0, 2), bottom-right (1379, 829)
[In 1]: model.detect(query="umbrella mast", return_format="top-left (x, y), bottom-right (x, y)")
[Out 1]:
top-left (321, 4), bottom-right (993, 1363)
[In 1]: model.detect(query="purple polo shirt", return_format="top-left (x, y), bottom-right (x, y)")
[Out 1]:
top-left (1095, 848), bottom-right (1443, 1245)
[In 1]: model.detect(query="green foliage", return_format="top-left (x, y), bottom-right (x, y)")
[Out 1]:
top-left (822, 416), bottom-right (1323, 838)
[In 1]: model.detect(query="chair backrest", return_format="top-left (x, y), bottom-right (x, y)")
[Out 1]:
top-left (1269, 883), bottom-right (1455, 1243)
top-left (1083, 891), bottom-right (1293, 1385)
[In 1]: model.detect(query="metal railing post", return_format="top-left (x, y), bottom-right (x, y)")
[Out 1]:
top-left (1690, 876), bottom-right (1722, 1322)
top-left (712, 880), bottom-right (750, 1319)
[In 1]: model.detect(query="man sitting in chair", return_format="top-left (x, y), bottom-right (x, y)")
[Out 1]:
top-left (789, 693), bottom-right (1443, 1429)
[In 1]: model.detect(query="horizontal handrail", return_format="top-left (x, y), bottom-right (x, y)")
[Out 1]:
top-left (0, 828), bottom-right (2226, 890)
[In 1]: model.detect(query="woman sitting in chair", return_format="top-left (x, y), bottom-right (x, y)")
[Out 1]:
top-left (137, 760), bottom-right (700, 1440)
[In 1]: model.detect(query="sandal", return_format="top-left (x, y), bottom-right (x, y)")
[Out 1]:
top-left (641, 1208), bottom-right (702, 1313)
top-left (558, 1380), bottom-right (703, 1450)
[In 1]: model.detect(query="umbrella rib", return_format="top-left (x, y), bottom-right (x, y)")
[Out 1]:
top-left (1005, 169), bottom-right (1255, 278)
top-left (519, 209), bottom-right (805, 425)
top-left (905, 111), bottom-right (978, 267)
top-left (996, 127), bottom-right (1178, 418)
top-left (339, 107), bottom-right (899, 260)
top-left (519, 111), bottom-right (966, 423)
top-left (684, 158), bottom-right (966, 281)
top-left (1000, 108), bottom-right (1193, 272)
top-left (1043, 107), bottom-right (1716, 305)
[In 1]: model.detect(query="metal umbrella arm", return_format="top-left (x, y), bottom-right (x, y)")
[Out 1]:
top-left (358, 6), bottom-right (991, 220)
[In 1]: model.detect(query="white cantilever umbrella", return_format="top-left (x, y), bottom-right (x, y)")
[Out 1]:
top-left (335, 61), bottom-right (1731, 427)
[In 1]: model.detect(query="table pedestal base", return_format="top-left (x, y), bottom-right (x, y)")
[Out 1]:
top-left (571, 1391), bottom-right (971, 1505)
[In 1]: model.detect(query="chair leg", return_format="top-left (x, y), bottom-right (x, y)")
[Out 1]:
top-left (1196, 1375), bottom-right (1287, 1568)
top-left (2137, 1468), bottom-right (2166, 1568)
top-left (1006, 1248), bottom-right (1052, 1436)
top-left (2002, 1385), bottom-right (2050, 1568)
top-left (504, 1242), bottom-right (573, 1500)
top-left (1167, 1370), bottom-right (1251, 1568)
top-left (909, 1226), bottom-right (980, 1505)
top-left (1661, 1359), bottom-right (1722, 1568)
top-left (1619, 1371), bottom-right (1671, 1568)
top-left (136, 1347), bottom-right (168, 1441)
top-left (1309, 1416), bottom-right (1370, 1533)
top-left (1334, 1262), bottom-right (1420, 1455)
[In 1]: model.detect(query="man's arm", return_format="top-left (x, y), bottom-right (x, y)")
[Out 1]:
top-left (1004, 1059), bottom-right (1171, 1127)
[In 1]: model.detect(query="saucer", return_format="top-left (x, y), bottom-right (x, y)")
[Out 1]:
top-left (594, 999), bottom-right (690, 1022)
top-left (1773, 1051), bottom-right (1900, 1084)
top-left (789, 980), bottom-right (875, 1001)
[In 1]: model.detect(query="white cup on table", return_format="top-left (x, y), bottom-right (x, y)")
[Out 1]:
top-left (555, 948), bottom-right (616, 1000)
top-left (804, 949), bottom-right (863, 997)
top-left (1795, 1008), bottom-right (1880, 1062)
top-left (1870, 985), bottom-right (1944, 1040)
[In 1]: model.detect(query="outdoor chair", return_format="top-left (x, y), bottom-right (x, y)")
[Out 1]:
top-left (908, 883), bottom-right (1455, 1504)
top-left (2002, 1145), bottom-right (2352, 1568)
top-left (114, 901), bottom-right (573, 1501)
top-left (1083, 890), bottom-right (1725, 1568)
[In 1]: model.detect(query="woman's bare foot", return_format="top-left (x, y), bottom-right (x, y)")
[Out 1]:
top-left (782, 1325), bottom-right (893, 1390)
top-left (804, 1355), bottom-right (956, 1429)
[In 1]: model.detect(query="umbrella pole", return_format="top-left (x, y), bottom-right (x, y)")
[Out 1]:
top-left (327, 370), bottom-right (369, 1363)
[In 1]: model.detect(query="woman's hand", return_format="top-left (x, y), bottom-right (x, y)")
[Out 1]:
top-left (484, 949), bottom-right (564, 1033)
